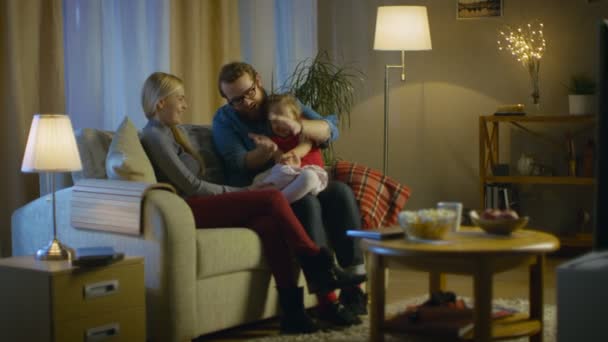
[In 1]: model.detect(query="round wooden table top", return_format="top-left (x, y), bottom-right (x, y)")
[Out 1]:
top-left (362, 227), bottom-right (560, 257)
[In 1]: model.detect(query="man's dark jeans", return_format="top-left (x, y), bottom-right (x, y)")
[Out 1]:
top-left (291, 180), bottom-right (364, 269)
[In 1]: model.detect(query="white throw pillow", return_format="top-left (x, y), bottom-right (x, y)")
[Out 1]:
top-left (106, 117), bottom-right (156, 183)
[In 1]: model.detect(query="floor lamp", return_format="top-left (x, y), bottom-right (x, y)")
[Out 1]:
top-left (21, 114), bottom-right (82, 260)
top-left (373, 6), bottom-right (432, 175)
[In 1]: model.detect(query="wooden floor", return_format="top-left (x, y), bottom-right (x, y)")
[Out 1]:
top-left (195, 256), bottom-right (570, 341)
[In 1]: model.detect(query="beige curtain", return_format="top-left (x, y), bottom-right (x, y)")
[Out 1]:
top-left (171, 0), bottom-right (241, 125)
top-left (0, 0), bottom-right (65, 256)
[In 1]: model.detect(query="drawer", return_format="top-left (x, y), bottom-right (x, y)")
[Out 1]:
top-left (55, 306), bottom-right (145, 342)
top-left (52, 260), bottom-right (144, 321)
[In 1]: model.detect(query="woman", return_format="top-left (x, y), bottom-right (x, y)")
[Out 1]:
top-left (139, 72), bottom-right (364, 333)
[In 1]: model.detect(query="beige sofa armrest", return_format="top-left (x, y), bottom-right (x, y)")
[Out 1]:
top-left (12, 186), bottom-right (197, 342)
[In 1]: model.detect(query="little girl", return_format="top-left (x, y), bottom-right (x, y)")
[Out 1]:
top-left (251, 93), bottom-right (328, 203)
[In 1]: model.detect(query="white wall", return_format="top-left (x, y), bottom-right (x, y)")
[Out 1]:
top-left (319, 0), bottom-right (608, 227)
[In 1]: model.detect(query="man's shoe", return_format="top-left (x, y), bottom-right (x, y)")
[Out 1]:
top-left (334, 267), bottom-right (367, 288)
top-left (339, 286), bottom-right (368, 315)
top-left (299, 248), bottom-right (367, 294)
top-left (316, 302), bottom-right (362, 327)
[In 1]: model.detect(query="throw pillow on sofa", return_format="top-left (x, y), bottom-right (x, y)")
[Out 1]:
top-left (106, 116), bottom-right (157, 183)
top-left (72, 128), bottom-right (113, 182)
top-left (332, 160), bottom-right (411, 229)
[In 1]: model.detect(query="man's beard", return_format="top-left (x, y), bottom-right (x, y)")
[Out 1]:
top-left (238, 89), bottom-right (268, 122)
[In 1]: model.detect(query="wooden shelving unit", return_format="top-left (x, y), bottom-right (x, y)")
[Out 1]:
top-left (479, 114), bottom-right (596, 248)
top-left (485, 175), bottom-right (594, 185)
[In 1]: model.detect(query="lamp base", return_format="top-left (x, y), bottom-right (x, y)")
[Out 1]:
top-left (35, 238), bottom-right (74, 260)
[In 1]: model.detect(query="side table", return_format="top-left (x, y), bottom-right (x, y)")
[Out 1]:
top-left (0, 255), bottom-right (145, 342)
top-left (362, 227), bottom-right (559, 342)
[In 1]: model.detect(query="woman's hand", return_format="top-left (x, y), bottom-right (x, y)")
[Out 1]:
top-left (269, 113), bottom-right (302, 136)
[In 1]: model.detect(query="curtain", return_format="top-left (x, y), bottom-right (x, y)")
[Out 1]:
top-left (239, 0), bottom-right (317, 91)
top-left (274, 0), bottom-right (318, 89)
top-left (63, 0), bottom-right (170, 130)
top-left (171, 0), bottom-right (241, 125)
top-left (0, 0), bottom-right (66, 256)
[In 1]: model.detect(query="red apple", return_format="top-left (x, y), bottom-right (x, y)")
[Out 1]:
top-left (499, 210), bottom-right (519, 220)
top-left (481, 209), bottom-right (501, 220)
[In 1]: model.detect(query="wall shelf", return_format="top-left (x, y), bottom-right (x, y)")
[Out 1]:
top-left (485, 176), bottom-right (594, 185)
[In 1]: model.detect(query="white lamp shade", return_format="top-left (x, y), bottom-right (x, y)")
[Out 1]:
top-left (21, 114), bottom-right (82, 172)
top-left (373, 6), bottom-right (432, 51)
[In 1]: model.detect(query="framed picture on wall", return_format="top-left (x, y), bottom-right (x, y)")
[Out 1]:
top-left (457, 0), bottom-right (503, 19)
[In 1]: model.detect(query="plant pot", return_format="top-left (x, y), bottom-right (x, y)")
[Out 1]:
top-left (568, 94), bottom-right (596, 115)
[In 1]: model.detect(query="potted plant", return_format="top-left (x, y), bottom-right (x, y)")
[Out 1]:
top-left (567, 74), bottom-right (597, 115)
top-left (281, 51), bottom-right (364, 164)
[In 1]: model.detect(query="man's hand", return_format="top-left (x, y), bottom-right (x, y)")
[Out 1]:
top-left (269, 113), bottom-right (302, 136)
top-left (248, 133), bottom-right (278, 155)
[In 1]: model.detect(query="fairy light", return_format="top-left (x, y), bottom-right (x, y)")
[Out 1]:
top-left (497, 20), bottom-right (546, 104)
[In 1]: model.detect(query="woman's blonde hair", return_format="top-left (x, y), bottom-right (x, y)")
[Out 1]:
top-left (141, 72), bottom-right (184, 118)
top-left (141, 72), bottom-right (206, 176)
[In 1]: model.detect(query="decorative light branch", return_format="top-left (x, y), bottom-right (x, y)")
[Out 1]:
top-left (497, 20), bottom-right (547, 105)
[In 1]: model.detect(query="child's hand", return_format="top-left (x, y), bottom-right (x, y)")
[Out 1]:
top-left (269, 113), bottom-right (302, 136)
top-left (279, 152), bottom-right (301, 167)
top-left (273, 151), bottom-right (284, 164)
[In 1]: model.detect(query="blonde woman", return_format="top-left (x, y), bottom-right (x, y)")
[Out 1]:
top-left (139, 72), bottom-right (364, 334)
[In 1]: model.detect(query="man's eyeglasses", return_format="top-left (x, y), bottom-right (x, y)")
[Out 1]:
top-left (228, 83), bottom-right (257, 107)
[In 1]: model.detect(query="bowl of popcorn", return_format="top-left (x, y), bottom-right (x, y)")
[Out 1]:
top-left (398, 209), bottom-right (456, 240)
top-left (469, 209), bottom-right (529, 236)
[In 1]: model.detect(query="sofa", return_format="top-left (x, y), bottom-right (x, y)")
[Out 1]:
top-left (11, 123), bottom-right (318, 342)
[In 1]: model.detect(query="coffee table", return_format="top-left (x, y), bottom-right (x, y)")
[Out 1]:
top-left (362, 227), bottom-right (559, 342)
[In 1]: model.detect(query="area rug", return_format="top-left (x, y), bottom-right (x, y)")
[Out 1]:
top-left (251, 296), bottom-right (556, 342)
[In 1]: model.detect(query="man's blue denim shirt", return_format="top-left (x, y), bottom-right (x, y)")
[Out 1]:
top-left (212, 101), bottom-right (339, 186)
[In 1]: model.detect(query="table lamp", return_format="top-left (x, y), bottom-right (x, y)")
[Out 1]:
top-left (373, 6), bottom-right (432, 175)
top-left (21, 114), bottom-right (82, 260)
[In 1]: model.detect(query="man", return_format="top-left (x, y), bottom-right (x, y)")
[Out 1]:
top-left (212, 62), bottom-right (367, 325)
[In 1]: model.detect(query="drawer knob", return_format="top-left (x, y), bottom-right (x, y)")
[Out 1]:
top-left (86, 322), bottom-right (120, 341)
top-left (84, 280), bottom-right (119, 299)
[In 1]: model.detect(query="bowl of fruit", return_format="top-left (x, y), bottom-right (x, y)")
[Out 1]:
top-left (469, 209), bottom-right (529, 236)
top-left (398, 209), bottom-right (456, 240)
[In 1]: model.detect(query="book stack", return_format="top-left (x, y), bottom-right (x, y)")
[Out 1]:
top-left (346, 226), bottom-right (404, 240)
top-left (385, 304), bottom-right (518, 339)
top-left (72, 246), bottom-right (125, 267)
top-left (494, 104), bottom-right (525, 116)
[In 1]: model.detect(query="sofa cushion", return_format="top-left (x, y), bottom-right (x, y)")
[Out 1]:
top-left (332, 160), bottom-right (411, 229)
top-left (106, 117), bottom-right (157, 183)
top-left (72, 128), bottom-right (114, 182)
top-left (195, 228), bottom-right (269, 279)
top-left (181, 124), bottom-right (226, 185)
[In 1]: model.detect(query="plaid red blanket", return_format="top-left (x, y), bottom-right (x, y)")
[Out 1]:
top-left (332, 160), bottom-right (411, 230)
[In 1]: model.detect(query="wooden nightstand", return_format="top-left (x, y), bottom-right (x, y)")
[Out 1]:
top-left (0, 256), bottom-right (145, 342)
